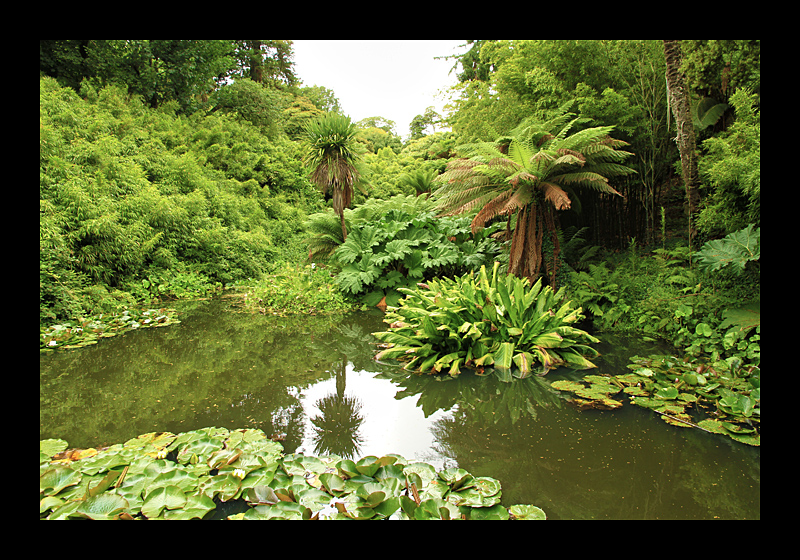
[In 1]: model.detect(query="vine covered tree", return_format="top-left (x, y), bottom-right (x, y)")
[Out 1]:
top-left (434, 113), bottom-right (636, 285)
top-left (663, 39), bottom-right (701, 245)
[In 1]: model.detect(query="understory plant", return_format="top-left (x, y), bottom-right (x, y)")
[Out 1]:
top-left (236, 262), bottom-right (354, 315)
top-left (330, 202), bottom-right (503, 307)
top-left (40, 426), bottom-right (546, 520)
top-left (373, 262), bottom-right (600, 376)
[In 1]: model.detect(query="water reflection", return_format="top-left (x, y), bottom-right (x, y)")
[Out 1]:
top-left (40, 297), bottom-right (759, 519)
top-left (308, 353), bottom-right (366, 458)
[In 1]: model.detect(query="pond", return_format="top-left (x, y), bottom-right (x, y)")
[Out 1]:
top-left (40, 296), bottom-right (760, 519)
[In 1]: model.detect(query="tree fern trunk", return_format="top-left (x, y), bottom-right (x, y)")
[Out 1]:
top-left (663, 40), bottom-right (700, 245)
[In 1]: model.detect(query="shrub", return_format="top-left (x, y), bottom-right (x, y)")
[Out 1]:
top-left (373, 262), bottom-right (600, 376)
top-left (331, 204), bottom-right (502, 307)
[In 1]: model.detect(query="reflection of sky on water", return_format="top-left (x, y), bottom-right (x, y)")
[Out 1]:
top-left (295, 365), bottom-right (456, 471)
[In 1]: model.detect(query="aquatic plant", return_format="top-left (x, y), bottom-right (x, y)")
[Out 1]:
top-left (40, 307), bottom-right (180, 350)
top-left (550, 353), bottom-right (760, 446)
top-left (39, 426), bottom-right (546, 520)
top-left (373, 262), bottom-right (600, 376)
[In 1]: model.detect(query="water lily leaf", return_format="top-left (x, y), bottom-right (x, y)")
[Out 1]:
top-left (243, 502), bottom-right (313, 520)
top-left (199, 473), bottom-right (241, 502)
top-left (463, 503), bottom-right (509, 520)
top-left (149, 469), bottom-right (199, 493)
top-left (40, 465), bottom-right (82, 496)
top-left (319, 472), bottom-right (346, 495)
top-left (550, 380), bottom-right (585, 393)
top-left (141, 485), bottom-right (187, 518)
top-left (296, 487), bottom-right (334, 511)
top-left (40, 496), bottom-right (64, 515)
top-left (655, 386), bottom-right (679, 399)
top-left (413, 497), bottom-right (449, 520)
top-left (449, 486), bottom-right (502, 508)
top-left (403, 462), bottom-right (437, 488)
top-left (246, 485), bottom-right (280, 506)
top-left (472, 476), bottom-right (501, 497)
top-left (336, 459), bottom-right (360, 478)
top-left (76, 493), bottom-right (130, 520)
top-left (356, 456), bottom-right (382, 477)
top-left (372, 496), bottom-right (401, 518)
top-left (509, 504), bottom-right (547, 520)
top-left (439, 467), bottom-right (474, 491)
top-left (161, 493), bottom-right (216, 519)
top-left (40, 438), bottom-right (69, 459)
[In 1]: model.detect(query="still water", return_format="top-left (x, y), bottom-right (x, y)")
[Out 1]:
top-left (40, 297), bottom-right (759, 519)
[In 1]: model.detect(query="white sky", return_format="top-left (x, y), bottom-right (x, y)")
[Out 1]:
top-left (291, 40), bottom-right (466, 140)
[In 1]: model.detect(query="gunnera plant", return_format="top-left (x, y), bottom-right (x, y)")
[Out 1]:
top-left (372, 262), bottom-right (600, 376)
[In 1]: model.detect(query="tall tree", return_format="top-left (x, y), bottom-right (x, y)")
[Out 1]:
top-left (232, 40), bottom-right (297, 87)
top-left (434, 113), bottom-right (635, 285)
top-left (40, 40), bottom-right (237, 112)
top-left (304, 113), bottom-right (363, 241)
top-left (663, 40), bottom-right (701, 245)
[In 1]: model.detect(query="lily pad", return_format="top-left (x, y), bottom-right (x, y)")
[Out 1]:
top-left (76, 493), bottom-right (130, 520)
top-left (141, 485), bottom-right (187, 518)
top-left (509, 504), bottom-right (547, 520)
top-left (40, 465), bottom-right (82, 496)
top-left (40, 438), bottom-right (69, 459)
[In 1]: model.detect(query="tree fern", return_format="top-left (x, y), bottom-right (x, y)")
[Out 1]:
top-left (433, 114), bottom-right (634, 285)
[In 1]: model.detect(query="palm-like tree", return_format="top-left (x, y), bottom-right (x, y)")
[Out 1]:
top-left (304, 113), bottom-right (363, 241)
top-left (434, 114), bottom-right (635, 285)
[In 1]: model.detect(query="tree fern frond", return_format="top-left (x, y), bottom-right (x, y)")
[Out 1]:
top-left (549, 172), bottom-right (621, 196)
top-left (473, 190), bottom-right (516, 230)
top-left (540, 182), bottom-right (572, 210)
top-left (555, 125), bottom-right (616, 152)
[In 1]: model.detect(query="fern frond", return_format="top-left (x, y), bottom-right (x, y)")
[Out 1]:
top-left (540, 182), bottom-right (571, 210)
top-left (548, 172), bottom-right (620, 195)
top-left (554, 125), bottom-right (615, 152)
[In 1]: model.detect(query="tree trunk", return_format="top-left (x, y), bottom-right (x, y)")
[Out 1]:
top-left (663, 40), bottom-right (700, 245)
top-left (509, 204), bottom-right (543, 284)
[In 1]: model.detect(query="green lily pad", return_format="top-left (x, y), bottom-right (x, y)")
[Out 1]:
top-left (199, 473), bottom-right (241, 502)
top-left (655, 386), bottom-right (679, 399)
top-left (449, 486), bottom-right (502, 508)
top-left (40, 438), bottom-right (69, 459)
top-left (509, 504), bottom-right (547, 520)
top-left (141, 485), bottom-right (187, 518)
top-left (438, 467), bottom-right (473, 491)
top-left (40, 465), bottom-right (82, 496)
top-left (472, 476), bottom-right (501, 497)
top-left (76, 493), bottom-right (130, 520)
top-left (462, 503), bottom-right (509, 520)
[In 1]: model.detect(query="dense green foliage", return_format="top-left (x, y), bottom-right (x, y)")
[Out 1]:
top-left (39, 76), bottom-right (318, 326)
top-left (41, 40), bottom-right (760, 447)
top-left (331, 198), bottom-right (503, 306)
top-left (373, 262), bottom-right (599, 375)
top-left (40, 426), bottom-right (545, 520)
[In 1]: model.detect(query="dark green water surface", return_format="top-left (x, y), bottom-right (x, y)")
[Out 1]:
top-left (40, 297), bottom-right (759, 519)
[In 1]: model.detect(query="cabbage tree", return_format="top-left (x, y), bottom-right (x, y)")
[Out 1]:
top-left (304, 113), bottom-right (363, 241)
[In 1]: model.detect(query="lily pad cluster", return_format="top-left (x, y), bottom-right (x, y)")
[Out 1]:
top-left (550, 375), bottom-right (627, 410)
top-left (373, 262), bottom-right (600, 376)
top-left (40, 426), bottom-right (546, 520)
top-left (550, 354), bottom-right (759, 446)
top-left (40, 307), bottom-right (180, 350)
top-left (625, 354), bottom-right (760, 445)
